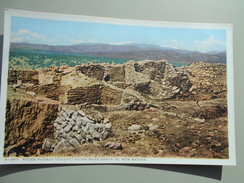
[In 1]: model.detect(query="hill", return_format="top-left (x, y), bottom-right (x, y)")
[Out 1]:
top-left (10, 42), bottom-right (226, 64)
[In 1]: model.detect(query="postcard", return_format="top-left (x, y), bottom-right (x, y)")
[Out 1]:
top-left (0, 9), bottom-right (235, 165)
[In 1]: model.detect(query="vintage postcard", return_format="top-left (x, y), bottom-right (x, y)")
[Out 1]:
top-left (0, 9), bottom-right (235, 165)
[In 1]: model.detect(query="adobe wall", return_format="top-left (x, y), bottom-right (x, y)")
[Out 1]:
top-left (64, 84), bottom-right (123, 105)
top-left (76, 64), bottom-right (105, 80)
top-left (65, 84), bottom-right (102, 105)
top-left (8, 70), bottom-right (39, 84)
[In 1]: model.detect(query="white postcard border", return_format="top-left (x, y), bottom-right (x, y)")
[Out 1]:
top-left (0, 9), bottom-right (236, 165)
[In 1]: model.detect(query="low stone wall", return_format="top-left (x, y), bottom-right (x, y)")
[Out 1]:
top-left (76, 64), bottom-right (105, 80)
top-left (65, 84), bottom-right (102, 105)
top-left (132, 60), bottom-right (167, 81)
top-left (8, 70), bottom-right (39, 84)
top-left (65, 84), bottom-right (123, 105)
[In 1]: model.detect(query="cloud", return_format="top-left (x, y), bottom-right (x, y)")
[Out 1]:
top-left (160, 40), bottom-right (183, 49)
top-left (193, 37), bottom-right (226, 52)
top-left (160, 37), bottom-right (225, 52)
top-left (110, 41), bottom-right (135, 45)
top-left (160, 45), bottom-right (180, 49)
top-left (170, 40), bottom-right (181, 44)
top-left (70, 39), bottom-right (84, 44)
top-left (11, 29), bottom-right (53, 44)
top-left (18, 29), bottom-right (30, 34)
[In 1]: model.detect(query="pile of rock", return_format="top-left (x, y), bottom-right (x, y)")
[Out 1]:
top-left (125, 100), bottom-right (148, 111)
top-left (42, 107), bottom-right (112, 153)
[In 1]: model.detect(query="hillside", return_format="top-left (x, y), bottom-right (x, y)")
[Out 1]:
top-left (11, 42), bottom-right (226, 64)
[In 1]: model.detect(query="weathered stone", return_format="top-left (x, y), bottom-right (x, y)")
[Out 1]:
top-left (72, 125), bottom-right (79, 131)
top-left (128, 125), bottom-right (141, 131)
top-left (65, 109), bottom-right (74, 118)
top-left (80, 116), bottom-right (94, 125)
top-left (78, 110), bottom-right (86, 117)
top-left (70, 119), bottom-right (76, 126)
top-left (67, 131), bottom-right (76, 137)
top-left (77, 129), bottom-right (82, 134)
top-left (101, 131), bottom-right (109, 140)
top-left (42, 138), bottom-right (57, 152)
top-left (56, 125), bottom-right (63, 130)
top-left (61, 132), bottom-right (67, 138)
top-left (64, 124), bottom-right (72, 133)
top-left (165, 112), bottom-right (178, 117)
top-left (86, 135), bottom-right (92, 141)
top-left (26, 91), bottom-right (36, 96)
top-left (59, 129), bottom-right (65, 135)
top-left (105, 142), bottom-right (115, 148)
top-left (89, 127), bottom-right (96, 135)
top-left (61, 121), bottom-right (67, 128)
top-left (82, 126), bottom-right (89, 134)
top-left (148, 123), bottom-right (159, 130)
top-left (55, 117), bottom-right (63, 124)
top-left (104, 142), bottom-right (123, 150)
top-left (69, 138), bottom-right (80, 147)
top-left (103, 118), bottom-right (110, 123)
top-left (92, 132), bottom-right (101, 140)
top-left (75, 134), bottom-right (83, 141)
top-left (152, 147), bottom-right (159, 154)
top-left (53, 139), bottom-right (69, 152)
top-left (54, 131), bottom-right (60, 139)
top-left (61, 112), bottom-right (68, 118)
top-left (94, 123), bottom-right (103, 130)
top-left (105, 123), bottom-right (112, 129)
top-left (76, 118), bottom-right (83, 126)
top-left (194, 118), bottom-right (205, 123)
top-left (86, 122), bottom-right (94, 130)
top-left (72, 111), bottom-right (78, 119)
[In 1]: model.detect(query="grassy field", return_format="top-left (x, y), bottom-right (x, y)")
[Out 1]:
top-left (9, 48), bottom-right (188, 70)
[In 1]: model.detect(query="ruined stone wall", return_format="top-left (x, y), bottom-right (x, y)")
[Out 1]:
top-left (65, 84), bottom-right (123, 105)
top-left (132, 60), bottom-right (167, 81)
top-left (65, 84), bottom-right (102, 105)
top-left (26, 84), bottom-right (63, 101)
top-left (38, 71), bottom-right (55, 85)
top-left (76, 64), bottom-right (105, 80)
top-left (4, 99), bottom-right (59, 156)
top-left (106, 65), bottom-right (125, 82)
top-left (101, 86), bottom-right (123, 105)
top-left (8, 70), bottom-right (39, 84)
top-left (38, 68), bottom-right (67, 85)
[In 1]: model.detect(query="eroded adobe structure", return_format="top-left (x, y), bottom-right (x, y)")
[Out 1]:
top-left (4, 60), bottom-right (227, 157)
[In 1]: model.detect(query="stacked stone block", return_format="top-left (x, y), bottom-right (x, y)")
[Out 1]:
top-left (43, 107), bottom-right (112, 153)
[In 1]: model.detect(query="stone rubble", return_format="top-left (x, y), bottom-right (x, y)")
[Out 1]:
top-left (42, 107), bottom-right (112, 153)
top-left (104, 142), bottom-right (123, 150)
top-left (128, 124), bottom-right (141, 131)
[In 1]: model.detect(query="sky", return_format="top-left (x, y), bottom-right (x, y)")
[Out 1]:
top-left (10, 16), bottom-right (227, 53)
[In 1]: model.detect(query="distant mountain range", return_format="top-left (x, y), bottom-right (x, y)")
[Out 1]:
top-left (10, 42), bottom-right (226, 64)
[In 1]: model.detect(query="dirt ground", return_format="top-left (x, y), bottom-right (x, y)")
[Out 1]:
top-left (48, 98), bottom-right (228, 159)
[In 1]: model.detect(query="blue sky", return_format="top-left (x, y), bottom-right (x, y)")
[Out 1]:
top-left (10, 16), bottom-right (227, 53)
